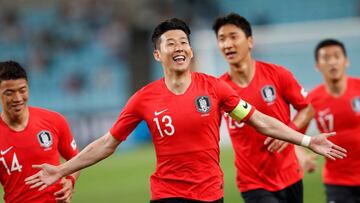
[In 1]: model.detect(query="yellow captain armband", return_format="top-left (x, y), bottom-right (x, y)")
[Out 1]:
top-left (229, 100), bottom-right (252, 121)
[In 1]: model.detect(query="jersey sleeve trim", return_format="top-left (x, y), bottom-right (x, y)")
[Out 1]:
top-left (109, 128), bottom-right (126, 142)
top-left (229, 100), bottom-right (255, 122)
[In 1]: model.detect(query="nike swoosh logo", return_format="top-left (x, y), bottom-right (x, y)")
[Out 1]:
top-left (0, 146), bottom-right (13, 156)
top-left (242, 102), bottom-right (248, 109)
top-left (154, 109), bottom-right (168, 116)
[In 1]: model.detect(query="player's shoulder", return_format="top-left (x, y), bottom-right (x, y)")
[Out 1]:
top-left (218, 72), bottom-right (230, 81)
top-left (256, 60), bottom-right (287, 71)
top-left (349, 76), bottom-right (360, 84)
top-left (29, 106), bottom-right (66, 121)
top-left (134, 78), bottom-right (164, 95)
top-left (193, 71), bottom-right (223, 84)
top-left (309, 84), bottom-right (326, 99)
top-left (256, 60), bottom-right (292, 76)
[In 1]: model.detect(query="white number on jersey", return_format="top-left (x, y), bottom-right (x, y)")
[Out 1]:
top-left (153, 115), bottom-right (175, 137)
top-left (0, 153), bottom-right (23, 175)
top-left (228, 116), bottom-right (245, 129)
top-left (318, 113), bottom-right (334, 132)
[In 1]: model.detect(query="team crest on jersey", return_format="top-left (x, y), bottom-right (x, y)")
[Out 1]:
top-left (195, 95), bottom-right (211, 113)
top-left (37, 130), bottom-right (53, 148)
top-left (261, 85), bottom-right (276, 103)
top-left (352, 96), bottom-right (360, 113)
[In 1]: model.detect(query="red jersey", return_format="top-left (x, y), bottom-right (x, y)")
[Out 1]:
top-left (309, 77), bottom-right (360, 186)
top-left (220, 61), bottom-right (309, 192)
top-left (110, 72), bottom-right (254, 201)
top-left (0, 107), bottom-right (78, 203)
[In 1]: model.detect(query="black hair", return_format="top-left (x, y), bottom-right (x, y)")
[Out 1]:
top-left (0, 61), bottom-right (28, 83)
top-left (314, 39), bottom-right (347, 61)
top-left (212, 13), bottom-right (252, 38)
top-left (151, 18), bottom-right (191, 50)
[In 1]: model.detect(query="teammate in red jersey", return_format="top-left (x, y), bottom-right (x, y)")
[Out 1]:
top-left (25, 18), bottom-right (345, 203)
top-left (213, 13), bottom-right (317, 203)
top-left (0, 61), bottom-right (79, 203)
top-left (308, 39), bottom-right (360, 203)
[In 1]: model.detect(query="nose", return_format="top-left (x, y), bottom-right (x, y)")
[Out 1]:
top-left (12, 92), bottom-right (22, 102)
top-left (222, 38), bottom-right (232, 49)
top-left (327, 57), bottom-right (338, 67)
top-left (175, 42), bottom-right (184, 52)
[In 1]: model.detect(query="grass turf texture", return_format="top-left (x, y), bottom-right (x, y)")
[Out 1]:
top-left (0, 145), bottom-right (325, 203)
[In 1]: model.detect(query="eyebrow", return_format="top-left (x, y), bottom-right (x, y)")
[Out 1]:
top-left (4, 85), bottom-right (27, 92)
top-left (165, 36), bottom-right (188, 41)
top-left (218, 31), bottom-right (238, 37)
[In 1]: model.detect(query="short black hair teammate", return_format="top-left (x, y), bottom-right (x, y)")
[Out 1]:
top-left (0, 61), bottom-right (79, 202)
top-left (308, 39), bottom-right (360, 203)
top-left (213, 13), bottom-right (317, 203)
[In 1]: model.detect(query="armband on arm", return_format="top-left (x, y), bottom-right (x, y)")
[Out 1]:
top-left (229, 100), bottom-right (253, 121)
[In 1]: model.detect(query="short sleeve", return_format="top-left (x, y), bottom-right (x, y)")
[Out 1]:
top-left (110, 93), bottom-right (143, 141)
top-left (279, 68), bottom-right (309, 110)
top-left (215, 79), bottom-right (241, 113)
top-left (57, 114), bottom-right (78, 160)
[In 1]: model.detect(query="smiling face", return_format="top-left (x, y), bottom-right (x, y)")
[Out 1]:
top-left (153, 29), bottom-right (193, 74)
top-left (216, 24), bottom-right (253, 67)
top-left (316, 45), bottom-right (348, 82)
top-left (0, 79), bottom-right (29, 119)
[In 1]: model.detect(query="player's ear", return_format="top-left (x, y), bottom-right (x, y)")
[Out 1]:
top-left (345, 57), bottom-right (350, 68)
top-left (248, 36), bottom-right (254, 50)
top-left (315, 62), bottom-right (320, 72)
top-left (153, 49), bottom-right (161, 61)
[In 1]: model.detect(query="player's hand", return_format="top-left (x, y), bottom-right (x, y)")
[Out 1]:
top-left (309, 132), bottom-right (347, 160)
top-left (298, 152), bottom-right (317, 173)
top-left (264, 137), bottom-right (289, 153)
top-left (303, 154), bottom-right (317, 173)
top-left (25, 164), bottom-right (62, 191)
top-left (54, 177), bottom-right (74, 203)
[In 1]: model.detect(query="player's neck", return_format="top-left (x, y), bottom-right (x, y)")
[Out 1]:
top-left (228, 58), bottom-right (255, 87)
top-left (164, 70), bottom-right (192, 95)
top-left (1, 107), bottom-right (29, 131)
top-left (324, 75), bottom-right (348, 97)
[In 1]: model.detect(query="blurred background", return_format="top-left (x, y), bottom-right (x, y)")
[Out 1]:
top-left (0, 0), bottom-right (359, 202)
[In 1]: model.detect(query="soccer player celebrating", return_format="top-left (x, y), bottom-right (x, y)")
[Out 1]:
top-left (212, 13), bottom-right (317, 203)
top-left (26, 18), bottom-right (345, 203)
top-left (0, 61), bottom-right (79, 203)
top-left (309, 39), bottom-right (360, 203)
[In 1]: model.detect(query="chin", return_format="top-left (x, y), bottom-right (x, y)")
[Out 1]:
top-left (173, 65), bottom-right (189, 72)
top-left (13, 107), bottom-right (25, 114)
top-left (229, 59), bottom-right (241, 66)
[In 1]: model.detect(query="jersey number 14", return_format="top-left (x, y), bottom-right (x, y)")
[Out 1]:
top-left (0, 153), bottom-right (23, 175)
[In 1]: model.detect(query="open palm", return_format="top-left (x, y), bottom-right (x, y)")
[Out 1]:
top-left (309, 132), bottom-right (347, 160)
top-left (25, 164), bottom-right (62, 191)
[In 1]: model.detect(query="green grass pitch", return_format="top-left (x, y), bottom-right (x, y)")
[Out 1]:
top-left (0, 145), bottom-right (326, 203)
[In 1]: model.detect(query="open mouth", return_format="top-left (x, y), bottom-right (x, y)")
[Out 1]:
top-left (225, 51), bottom-right (237, 58)
top-left (12, 103), bottom-right (24, 110)
top-left (173, 55), bottom-right (186, 63)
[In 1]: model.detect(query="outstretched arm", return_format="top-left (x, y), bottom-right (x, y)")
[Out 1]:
top-left (246, 110), bottom-right (346, 159)
top-left (25, 132), bottom-right (121, 190)
top-left (264, 104), bottom-right (314, 153)
top-left (230, 106), bottom-right (346, 160)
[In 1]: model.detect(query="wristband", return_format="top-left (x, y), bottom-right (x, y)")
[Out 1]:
top-left (301, 135), bottom-right (311, 148)
top-left (65, 175), bottom-right (76, 187)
